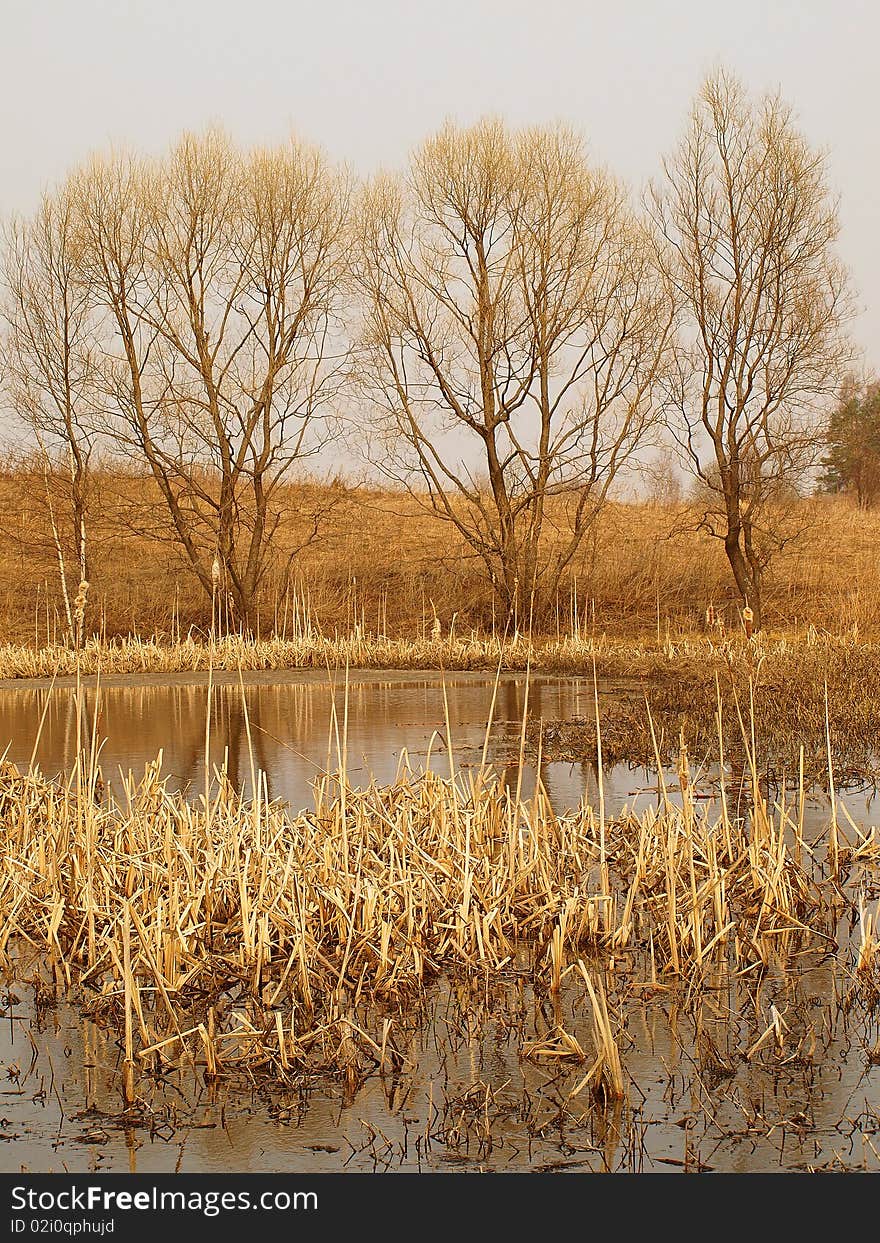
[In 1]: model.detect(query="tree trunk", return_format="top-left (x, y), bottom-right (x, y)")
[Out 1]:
top-left (724, 528), bottom-right (763, 630)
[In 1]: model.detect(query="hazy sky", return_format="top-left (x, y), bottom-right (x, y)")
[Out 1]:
top-left (2, 1), bottom-right (878, 362)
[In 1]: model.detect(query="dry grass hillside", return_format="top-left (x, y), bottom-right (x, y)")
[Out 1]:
top-left (0, 466), bottom-right (876, 644)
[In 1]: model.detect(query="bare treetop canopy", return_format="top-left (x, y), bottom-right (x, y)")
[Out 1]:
top-left (353, 118), bottom-right (676, 622)
top-left (69, 133), bottom-right (350, 626)
top-left (649, 71), bottom-right (853, 627)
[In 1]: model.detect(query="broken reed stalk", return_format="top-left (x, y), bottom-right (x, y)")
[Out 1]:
top-left (592, 656), bottom-right (610, 937)
top-left (121, 899), bottom-right (136, 1105)
top-left (857, 895), bottom-right (879, 973)
top-left (572, 963), bottom-right (624, 1101)
top-left (825, 681), bottom-right (840, 876)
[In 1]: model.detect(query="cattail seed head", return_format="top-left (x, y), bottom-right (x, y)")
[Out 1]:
top-left (72, 580), bottom-right (90, 648)
top-left (73, 580), bottom-right (89, 617)
top-left (742, 605), bottom-right (754, 639)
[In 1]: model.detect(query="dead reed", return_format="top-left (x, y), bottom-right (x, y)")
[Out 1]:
top-left (0, 706), bottom-right (875, 1107)
top-left (0, 625), bottom-right (878, 685)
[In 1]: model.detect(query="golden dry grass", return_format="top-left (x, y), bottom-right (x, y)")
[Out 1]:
top-left (1, 465), bottom-right (879, 644)
top-left (0, 622), bottom-right (873, 702)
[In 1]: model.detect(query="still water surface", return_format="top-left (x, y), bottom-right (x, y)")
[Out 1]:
top-left (1, 668), bottom-right (876, 824)
top-left (0, 670), bottom-right (646, 816)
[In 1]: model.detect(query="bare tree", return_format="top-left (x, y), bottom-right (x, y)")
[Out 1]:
top-left (650, 71), bottom-right (853, 628)
top-left (354, 120), bottom-right (674, 622)
top-left (72, 132), bottom-right (349, 630)
top-left (2, 190), bottom-right (98, 642)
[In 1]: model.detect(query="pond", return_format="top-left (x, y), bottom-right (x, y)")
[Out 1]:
top-left (0, 669), bottom-right (661, 819)
top-left (0, 668), bottom-right (872, 826)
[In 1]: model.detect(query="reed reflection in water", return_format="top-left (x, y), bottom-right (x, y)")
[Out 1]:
top-left (0, 672), bottom-right (627, 815)
top-left (0, 669), bottom-right (871, 829)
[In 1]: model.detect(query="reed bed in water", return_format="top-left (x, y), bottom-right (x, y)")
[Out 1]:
top-left (0, 626), bottom-right (877, 681)
top-left (0, 631), bottom-right (522, 678)
top-left (534, 640), bottom-right (880, 786)
top-left (0, 721), bottom-right (877, 1107)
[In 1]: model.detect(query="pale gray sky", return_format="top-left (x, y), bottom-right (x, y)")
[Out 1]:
top-left (2, 0), bottom-right (877, 361)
